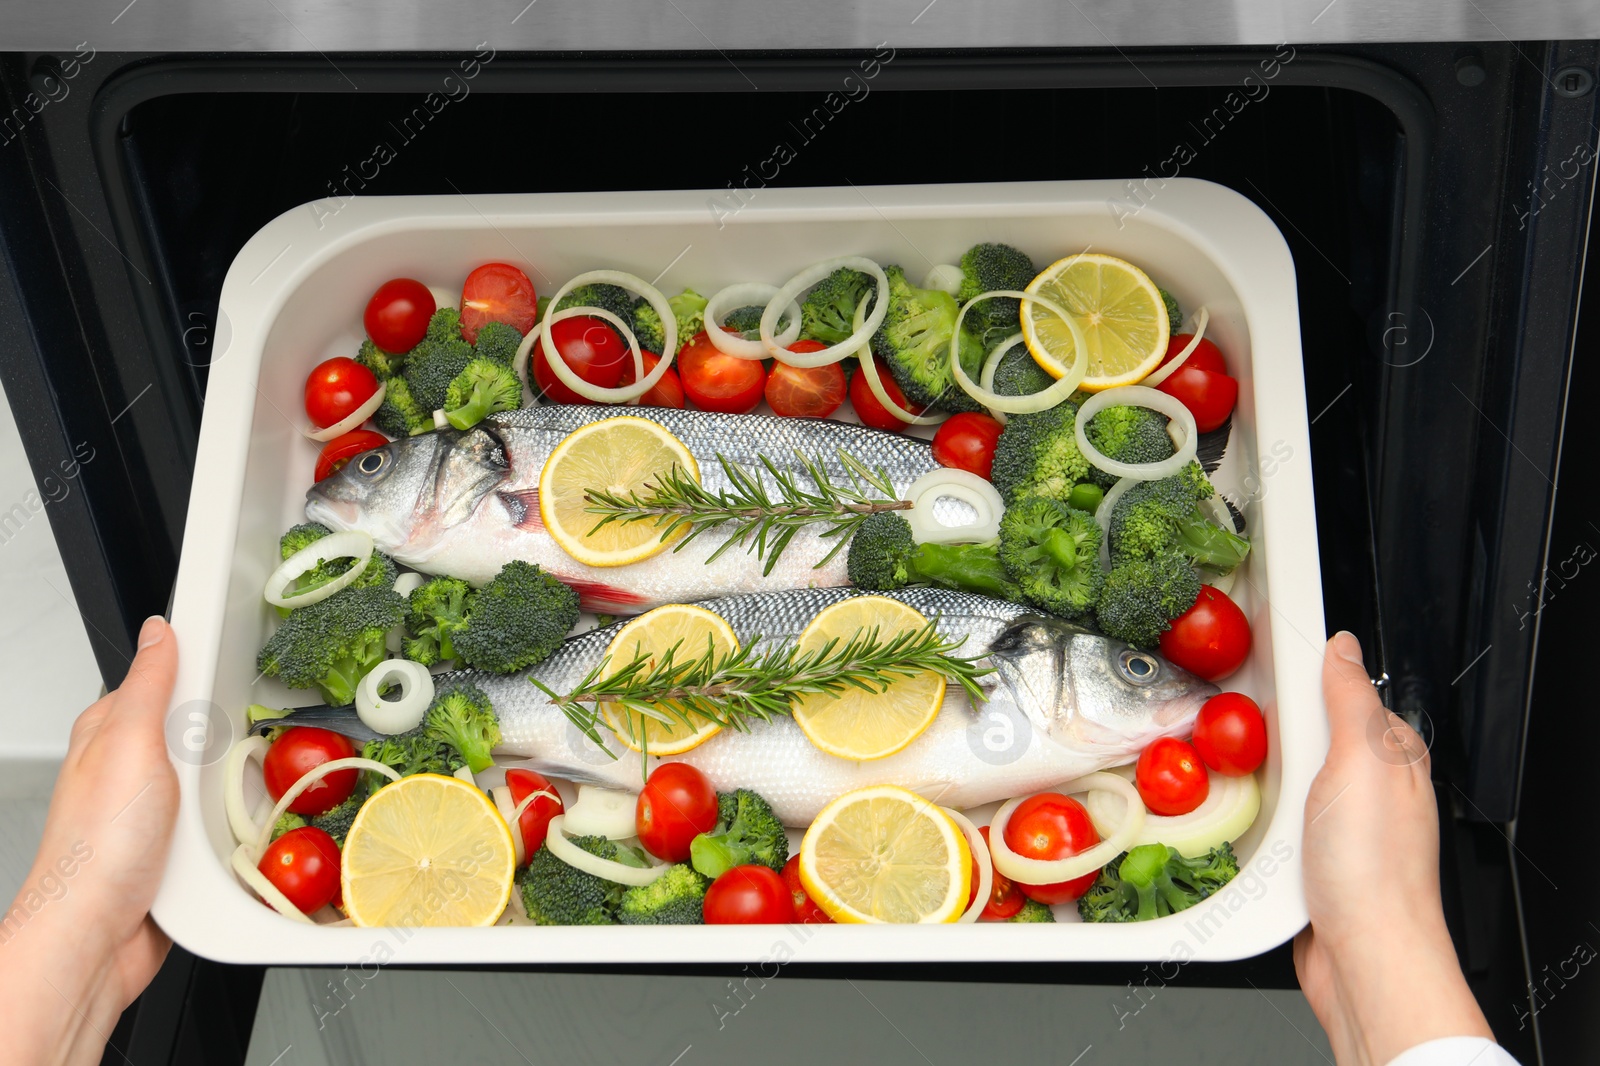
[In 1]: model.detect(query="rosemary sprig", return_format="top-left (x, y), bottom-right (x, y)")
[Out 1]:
top-left (582, 450), bottom-right (911, 575)
top-left (530, 618), bottom-right (990, 766)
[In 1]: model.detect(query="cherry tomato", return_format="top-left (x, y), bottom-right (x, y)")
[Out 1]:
top-left (304, 357), bottom-right (381, 430)
top-left (932, 412), bottom-right (1005, 479)
top-left (505, 768), bottom-right (565, 863)
top-left (1192, 692), bottom-right (1268, 776)
top-left (968, 825), bottom-right (1025, 920)
top-left (1136, 737), bottom-right (1210, 816)
top-left (363, 278), bottom-right (436, 354)
top-left (849, 355), bottom-right (923, 432)
top-left (703, 865), bottom-right (797, 924)
top-left (314, 429), bottom-right (390, 483)
top-left (619, 351), bottom-right (686, 409)
top-left (1159, 585), bottom-right (1252, 681)
top-left (532, 315), bottom-right (629, 404)
top-left (1002, 793), bottom-right (1100, 905)
top-left (263, 727), bottom-right (358, 816)
top-left (766, 342), bottom-right (847, 418)
top-left (636, 763), bottom-right (719, 863)
top-left (459, 263), bottom-right (538, 344)
top-left (259, 826), bottom-right (342, 914)
top-left (678, 331), bottom-right (767, 414)
top-left (1157, 365), bottom-right (1238, 434)
top-left (1160, 334), bottom-right (1228, 376)
top-left (782, 856), bottom-right (833, 924)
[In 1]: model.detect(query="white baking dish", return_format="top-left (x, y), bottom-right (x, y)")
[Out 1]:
top-left (154, 178), bottom-right (1327, 965)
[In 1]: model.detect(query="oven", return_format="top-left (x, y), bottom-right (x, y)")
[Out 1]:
top-left (1, 9), bottom-right (1596, 1063)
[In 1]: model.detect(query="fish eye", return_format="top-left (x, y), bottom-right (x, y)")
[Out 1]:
top-left (356, 451), bottom-right (388, 476)
top-left (1118, 650), bottom-right (1160, 684)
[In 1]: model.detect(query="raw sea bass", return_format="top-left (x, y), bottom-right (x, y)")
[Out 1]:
top-left (305, 405), bottom-right (941, 613)
top-left (484, 587), bottom-right (1217, 826)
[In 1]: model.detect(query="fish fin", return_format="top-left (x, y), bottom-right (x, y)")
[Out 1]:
top-left (497, 489), bottom-right (544, 531)
top-left (1196, 416), bottom-right (1231, 474)
top-left (564, 579), bottom-right (649, 612)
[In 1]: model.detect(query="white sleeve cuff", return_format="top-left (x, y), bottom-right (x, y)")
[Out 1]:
top-left (1384, 1036), bottom-right (1521, 1066)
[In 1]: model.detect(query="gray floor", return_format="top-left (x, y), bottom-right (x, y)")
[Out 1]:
top-left (247, 967), bottom-right (1334, 1065)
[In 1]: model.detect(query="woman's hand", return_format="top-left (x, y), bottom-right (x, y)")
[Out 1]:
top-left (1294, 631), bottom-right (1493, 1066)
top-left (0, 616), bottom-right (180, 1066)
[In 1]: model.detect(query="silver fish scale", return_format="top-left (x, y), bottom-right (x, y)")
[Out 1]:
top-left (492, 405), bottom-right (939, 495)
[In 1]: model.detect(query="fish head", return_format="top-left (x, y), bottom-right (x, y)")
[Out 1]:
top-left (304, 424), bottom-right (511, 559)
top-left (988, 616), bottom-right (1218, 762)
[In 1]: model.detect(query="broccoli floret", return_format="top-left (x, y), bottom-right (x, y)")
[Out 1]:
top-left (401, 308), bottom-right (477, 413)
top-left (472, 320), bottom-right (524, 365)
top-left (1109, 461), bottom-right (1248, 572)
top-left (667, 289), bottom-right (708, 353)
top-left (374, 375), bottom-right (432, 438)
top-left (275, 522), bottom-right (396, 601)
top-left (1095, 552), bottom-right (1202, 649)
top-left (308, 786), bottom-right (369, 847)
top-left (1078, 843), bottom-right (1239, 923)
top-left (452, 560), bottom-right (580, 674)
top-left (356, 339), bottom-right (404, 381)
top-left (1158, 287), bottom-right (1181, 332)
top-left (362, 726), bottom-right (466, 780)
top-left (271, 811), bottom-right (308, 842)
top-left (991, 346), bottom-right (1055, 398)
top-left (618, 864), bottom-right (709, 925)
top-left (689, 789), bottom-right (789, 880)
top-left (998, 497), bottom-right (1105, 617)
top-left (403, 576), bottom-right (472, 666)
top-left (720, 304), bottom-right (765, 336)
top-left (519, 836), bottom-right (633, 925)
top-left (256, 584), bottom-right (405, 707)
top-left (555, 284), bottom-right (637, 346)
top-left (423, 681), bottom-right (500, 774)
top-left (427, 306), bottom-right (463, 342)
top-left (846, 512), bottom-right (1022, 601)
top-left (801, 267), bottom-right (871, 345)
top-left (989, 403), bottom-right (1092, 504)
top-left (442, 358), bottom-right (521, 430)
top-left (630, 301), bottom-right (666, 354)
top-left (1084, 405), bottom-right (1175, 488)
top-left (956, 243), bottom-right (1035, 346)
top-left (1008, 898), bottom-right (1056, 923)
top-left (872, 265), bottom-right (987, 413)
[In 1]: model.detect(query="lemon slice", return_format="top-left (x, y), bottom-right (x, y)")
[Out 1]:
top-left (799, 784), bottom-right (971, 924)
top-left (598, 603), bottom-right (735, 755)
top-left (790, 596), bottom-right (944, 761)
top-left (1022, 253), bottom-right (1170, 392)
top-left (341, 773), bottom-right (515, 927)
top-left (539, 417), bottom-right (700, 567)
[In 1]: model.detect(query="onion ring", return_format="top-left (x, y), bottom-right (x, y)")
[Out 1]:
top-left (922, 264), bottom-right (964, 296)
top-left (455, 765), bottom-right (478, 785)
top-left (942, 807), bottom-right (992, 924)
top-left (224, 736), bottom-right (271, 846)
top-left (536, 270), bottom-right (675, 404)
top-left (491, 786), bottom-right (525, 865)
top-left (703, 282), bottom-right (801, 360)
top-left (1074, 386), bottom-right (1199, 482)
top-left (385, 572), bottom-right (427, 654)
top-left (252, 758), bottom-right (401, 861)
top-left (562, 785), bottom-right (639, 840)
top-left (850, 295), bottom-right (949, 426)
top-left (1139, 307), bottom-right (1211, 388)
top-left (1086, 767), bottom-right (1260, 859)
top-left (987, 773), bottom-right (1147, 885)
top-left (905, 468), bottom-right (1005, 544)
top-left (264, 530), bottom-right (375, 609)
top-left (306, 381), bottom-right (387, 442)
top-left (950, 290), bottom-right (1089, 413)
top-left (232, 843), bottom-right (315, 923)
top-left (761, 256), bottom-right (889, 368)
top-left (977, 333), bottom-right (1028, 425)
top-left (1094, 476), bottom-right (1138, 572)
top-left (356, 659), bottom-right (433, 735)
top-left (544, 815), bottom-right (667, 886)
